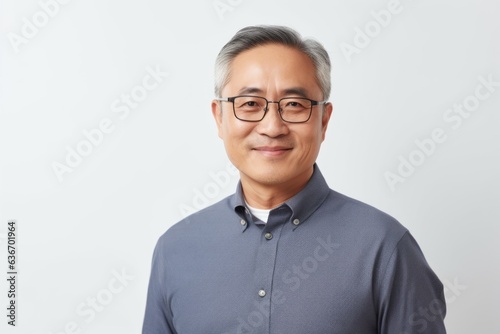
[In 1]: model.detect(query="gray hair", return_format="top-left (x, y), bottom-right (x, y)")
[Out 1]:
top-left (214, 25), bottom-right (331, 100)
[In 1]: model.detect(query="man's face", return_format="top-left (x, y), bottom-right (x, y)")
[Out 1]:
top-left (212, 43), bottom-right (332, 193)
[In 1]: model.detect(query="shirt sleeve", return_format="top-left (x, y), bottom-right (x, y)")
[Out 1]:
top-left (142, 237), bottom-right (175, 334)
top-left (376, 231), bottom-right (447, 334)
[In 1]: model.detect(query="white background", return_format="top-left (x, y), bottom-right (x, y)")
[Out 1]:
top-left (1, 0), bottom-right (499, 333)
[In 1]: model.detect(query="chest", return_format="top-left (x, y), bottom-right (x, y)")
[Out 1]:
top-left (165, 226), bottom-right (378, 333)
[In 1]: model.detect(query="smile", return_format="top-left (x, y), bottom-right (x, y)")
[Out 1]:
top-left (252, 146), bottom-right (292, 157)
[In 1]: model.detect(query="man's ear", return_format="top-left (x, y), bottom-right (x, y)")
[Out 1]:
top-left (211, 100), bottom-right (223, 139)
top-left (321, 102), bottom-right (333, 141)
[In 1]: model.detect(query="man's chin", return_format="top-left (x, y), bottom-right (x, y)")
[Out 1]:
top-left (241, 168), bottom-right (293, 186)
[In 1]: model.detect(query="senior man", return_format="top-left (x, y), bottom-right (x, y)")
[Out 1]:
top-left (143, 25), bottom-right (446, 334)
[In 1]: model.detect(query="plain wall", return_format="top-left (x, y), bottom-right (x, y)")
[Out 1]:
top-left (1, 0), bottom-right (499, 333)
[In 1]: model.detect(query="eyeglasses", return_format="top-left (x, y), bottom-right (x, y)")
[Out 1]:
top-left (215, 95), bottom-right (327, 123)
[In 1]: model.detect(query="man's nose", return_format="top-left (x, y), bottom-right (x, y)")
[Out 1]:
top-left (257, 102), bottom-right (289, 137)
top-left (263, 101), bottom-right (283, 119)
top-left (264, 101), bottom-right (280, 112)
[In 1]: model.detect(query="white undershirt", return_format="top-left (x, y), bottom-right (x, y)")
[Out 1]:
top-left (245, 201), bottom-right (271, 223)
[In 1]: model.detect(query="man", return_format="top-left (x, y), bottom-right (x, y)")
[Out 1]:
top-left (143, 25), bottom-right (446, 333)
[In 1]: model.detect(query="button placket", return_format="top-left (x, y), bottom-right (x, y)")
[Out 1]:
top-left (253, 207), bottom-right (290, 332)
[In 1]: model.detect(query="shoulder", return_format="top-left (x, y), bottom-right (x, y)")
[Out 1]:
top-left (325, 189), bottom-right (404, 228)
top-left (319, 189), bottom-right (408, 245)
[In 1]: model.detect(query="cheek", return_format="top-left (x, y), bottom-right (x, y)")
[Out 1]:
top-left (302, 137), bottom-right (321, 157)
top-left (222, 117), bottom-right (253, 147)
top-left (297, 126), bottom-right (323, 149)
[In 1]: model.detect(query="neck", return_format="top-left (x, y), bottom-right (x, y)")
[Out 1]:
top-left (240, 167), bottom-right (313, 209)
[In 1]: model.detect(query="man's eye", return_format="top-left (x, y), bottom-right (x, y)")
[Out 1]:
top-left (286, 101), bottom-right (304, 108)
top-left (239, 100), bottom-right (262, 109)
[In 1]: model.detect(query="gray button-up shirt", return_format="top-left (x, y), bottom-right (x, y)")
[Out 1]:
top-left (143, 165), bottom-right (446, 333)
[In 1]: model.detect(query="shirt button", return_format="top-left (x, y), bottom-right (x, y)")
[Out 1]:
top-left (292, 219), bottom-right (300, 226)
top-left (264, 232), bottom-right (273, 240)
top-left (258, 289), bottom-right (266, 297)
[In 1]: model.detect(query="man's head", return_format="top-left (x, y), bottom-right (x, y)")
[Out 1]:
top-left (214, 25), bottom-right (331, 101)
top-left (212, 25), bottom-right (333, 205)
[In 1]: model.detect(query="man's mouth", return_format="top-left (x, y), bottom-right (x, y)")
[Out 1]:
top-left (252, 146), bottom-right (293, 157)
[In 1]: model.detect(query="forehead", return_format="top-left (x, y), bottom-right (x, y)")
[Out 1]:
top-left (225, 43), bottom-right (320, 96)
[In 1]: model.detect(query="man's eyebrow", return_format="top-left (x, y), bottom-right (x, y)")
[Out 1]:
top-left (238, 87), bottom-right (264, 95)
top-left (281, 87), bottom-right (309, 98)
top-left (237, 87), bottom-right (310, 98)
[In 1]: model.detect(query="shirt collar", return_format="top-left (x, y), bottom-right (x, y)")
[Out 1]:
top-left (232, 164), bottom-right (330, 229)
